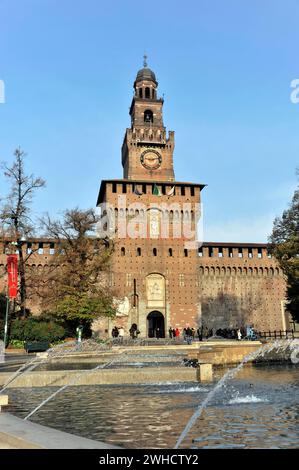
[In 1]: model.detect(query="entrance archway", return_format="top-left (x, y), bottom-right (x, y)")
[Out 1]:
top-left (147, 311), bottom-right (165, 338)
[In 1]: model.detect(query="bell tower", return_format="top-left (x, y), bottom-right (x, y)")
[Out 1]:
top-left (122, 56), bottom-right (175, 181)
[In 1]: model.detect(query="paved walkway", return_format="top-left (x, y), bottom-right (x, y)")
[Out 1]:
top-left (0, 413), bottom-right (119, 449)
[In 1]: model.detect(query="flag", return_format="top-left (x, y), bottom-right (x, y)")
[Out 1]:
top-left (134, 186), bottom-right (143, 196)
top-left (153, 184), bottom-right (161, 196)
top-left (7, 254), bottom-right (18, 299)
top-left (167, 186), bottom-right (175, 196)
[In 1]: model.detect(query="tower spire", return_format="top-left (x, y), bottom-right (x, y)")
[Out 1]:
top-left (143, 54), bottom-right (148, 68)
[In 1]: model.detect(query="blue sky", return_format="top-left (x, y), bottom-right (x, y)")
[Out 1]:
top-left (0, 0), bottom-right (298, 242)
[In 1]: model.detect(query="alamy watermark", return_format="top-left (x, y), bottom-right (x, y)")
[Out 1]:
top-left (290, 78), bottom-right (299, 104)
top-left (0, 79), bottom-right (5, 103)
top-left (96, 196), bottom-right (204, 250)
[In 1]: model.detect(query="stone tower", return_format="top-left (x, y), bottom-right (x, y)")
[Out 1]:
top-left (97, 59), bottom-right (205, 338)
top-left (122, 56), bottom-right (175, 182)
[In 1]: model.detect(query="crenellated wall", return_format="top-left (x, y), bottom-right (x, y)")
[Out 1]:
top-left (0, 237), bottom-right (288, 335)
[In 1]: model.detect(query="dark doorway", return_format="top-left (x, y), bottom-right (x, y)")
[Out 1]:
top-left (147, 311), bottom-right (165, 338)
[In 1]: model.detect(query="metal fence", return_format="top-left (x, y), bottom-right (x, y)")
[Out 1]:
top-left (257, 330), bottom-right (295, 340)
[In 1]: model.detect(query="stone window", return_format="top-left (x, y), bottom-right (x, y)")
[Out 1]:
top-left (121, 247), bottom-right (125, 256)
top-left (137, 247), bottom-right (141, 256)
top-left (169, 248), bottom-right (173, 257)
top-left (153, 248), bottom-right (157, 256)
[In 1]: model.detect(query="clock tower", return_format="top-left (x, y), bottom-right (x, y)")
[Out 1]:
top-left (122, 56), bottom-right (175, 181)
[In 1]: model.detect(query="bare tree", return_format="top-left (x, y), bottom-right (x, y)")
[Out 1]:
top-left (0, 148), bottom-right (45, 317)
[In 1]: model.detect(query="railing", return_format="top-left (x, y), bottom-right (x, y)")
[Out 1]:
top-left (257, 330), bottom-right (294, 340)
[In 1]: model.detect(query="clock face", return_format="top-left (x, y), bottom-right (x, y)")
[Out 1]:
top-left (140, 149), bottom-right (162, 170)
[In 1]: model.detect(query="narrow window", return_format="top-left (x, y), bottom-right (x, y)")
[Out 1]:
top-left (181, 186), bottom-right (185, 196)
top-left (190, 186), bottom-right (195, 196)
top-left (139, 88), bottom-right (143, 98)
top-left (49, 242), bottom-right (55, 255)
top-left (169, 248), bottom-right (173, 257)
top-left (27, 242), bottom-right (32, 254)
top-left (238, 247), bottom-right (243, 258)
top-left (38, 242), bottom-right (44, 255)
top-left (198, 247), bottom-right (203, 257)
top-left (145, 87), bottom-right (150, 99)
top-left (229, 247), bottom-right (233, 258)
top-left (248, 248), bottom-right (253, 258)
top-left (218, 247), bottom-right (223, 258)
top-left (122, 183), bottom-right (127, 193)
top-left (137, 247), bottom-right (141, 256)
top-left (112, 183), bottom-right (117, 193)
top-left (144, 109), bottom-right (153, 123)
top-left (121, 247), bottom-right (125, 256)
top-left (184, 248), bottom-right (188, 257)
top-left (153, 248), bottom-right (157, 256)
top-left (258, 247), bottom-right (263, 258)
top-left (209, 247), bottom-right (213, 257)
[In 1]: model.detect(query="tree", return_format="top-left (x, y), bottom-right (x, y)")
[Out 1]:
top-left (39, 208), bottom-right (116, 333)
top-left (269, 171), bottom-right (299, 322)
top-left (0, 148), bottom-right (46, 317)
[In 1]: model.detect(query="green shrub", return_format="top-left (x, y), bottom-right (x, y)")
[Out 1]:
top-left (10, 318), bottom-right (66, 343)
top-left (8, 339), bottom-right (25, 349)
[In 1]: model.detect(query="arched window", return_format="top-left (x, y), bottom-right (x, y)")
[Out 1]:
top-left (145, 87), bottom-right (150, 99)
top-left (144, 109), bottom-right (153, 123)
top-left (139, 88), bottom-right (143, 98)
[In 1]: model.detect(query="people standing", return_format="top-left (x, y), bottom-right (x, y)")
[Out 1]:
top-left (169, 327), bottom-right (173, 339)
top-left (237, 328), bottom-right (242, 341)
top-left (186, 326), bottom-right (193, 345)
top-left (118, 326), bottom-right (124, 343)
top-left (175, 327), bottom-right (180, 339)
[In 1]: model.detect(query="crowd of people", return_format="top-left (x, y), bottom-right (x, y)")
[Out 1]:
top-left (111, 324), bottom-right (254, 342)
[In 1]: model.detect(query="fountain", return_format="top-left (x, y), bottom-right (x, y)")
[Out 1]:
top-left (174, 339), bottom-right (299, 448)
top-left (1, 337), bottom-right (298, 449)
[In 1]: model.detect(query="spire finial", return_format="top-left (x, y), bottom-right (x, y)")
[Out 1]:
top-left (143, 54), bottom-right (148, 68)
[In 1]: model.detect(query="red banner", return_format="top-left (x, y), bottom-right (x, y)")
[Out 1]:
top-left (7, 254), bottom-right (18, 299)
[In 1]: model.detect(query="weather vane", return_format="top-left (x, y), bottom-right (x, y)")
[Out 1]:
top-left (143, 54), bottom-right (148, 67)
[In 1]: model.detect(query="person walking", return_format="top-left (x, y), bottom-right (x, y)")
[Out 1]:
top-left (175, 327), bottom-right (180, 339)
top-left (237, 328), bottom-right (242, 341)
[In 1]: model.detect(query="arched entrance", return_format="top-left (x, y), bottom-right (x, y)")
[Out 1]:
top-left (147, 311), bottom-right (165, 338)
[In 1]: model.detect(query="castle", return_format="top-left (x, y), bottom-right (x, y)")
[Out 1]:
top-left (0, 60), bottom-right (288, 337)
